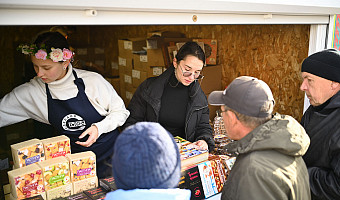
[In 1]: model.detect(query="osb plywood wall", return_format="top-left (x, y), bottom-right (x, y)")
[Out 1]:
top-left (0, 25), bottom-right (309, 121)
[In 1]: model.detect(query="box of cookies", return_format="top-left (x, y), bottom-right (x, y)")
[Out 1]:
top-left (45, 183), bottom-right (73, 200)
top-left (41, 135), bottom-right (71, 159)
top-left (66, 151), bottom-right (96, 182)
top-left (73, 176), bottom-right (98, 194)
top-left (7, 163), bottom-right (45, 199)
top-left (11, 139), bottom-right (45, 168)
top-left (37, 156), bottom-right (71, 191)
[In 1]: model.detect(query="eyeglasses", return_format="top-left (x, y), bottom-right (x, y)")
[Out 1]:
top-left (178, 64), bottom-right (204, 80)
top-left (219, 108), bottom-right (240, 120)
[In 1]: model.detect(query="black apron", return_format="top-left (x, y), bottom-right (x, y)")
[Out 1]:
top-left (46, 70), bottom-right (118, 178)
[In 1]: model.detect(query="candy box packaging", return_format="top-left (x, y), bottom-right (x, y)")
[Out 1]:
top-left (66, 151), bottom-right (96, 182)
top-left (73, 176), bottom-right (98, 194)
top-left (45, 183), bottom-right (73, 200)
top-left (83, 186), bottom-right (108, 200)
top-left (64, 192), bottom-right (92, 200)
top-left (37, 156), bottom-right (71, 191)
top-left (7, 163), bottom-right (45, 199)
top-left (11, 139), bottom-right (45, 168)
top-left (41, 135), bottom-right (71, 159)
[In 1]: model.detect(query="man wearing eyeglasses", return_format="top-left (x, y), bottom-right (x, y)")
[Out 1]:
top-left (208, 76), bottom-right (311, 200)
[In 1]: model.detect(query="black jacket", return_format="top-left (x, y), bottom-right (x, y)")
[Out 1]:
top-left (123, 66), bottom-right (215, 151)
top-left (301, 91), bottom-right (340, 200)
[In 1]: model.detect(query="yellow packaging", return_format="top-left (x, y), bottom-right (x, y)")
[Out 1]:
top-left (41, 135), bottom-right (71, 159)
top-left (37, 156), bottom-right (70, 191)
top-left (66, 151), bottom-right (96, 182)
top-left (7, 163), bottom-right (45, 199)
top-left (11, 139), bottom-right (45, 168)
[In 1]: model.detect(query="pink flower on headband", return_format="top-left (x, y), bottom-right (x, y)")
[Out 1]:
top-left (35, 50), bottom-right (47, 60)
top-left (50, 48), bottom-right (63, 62)
top-left (63, 48), bottom-right (73, 60)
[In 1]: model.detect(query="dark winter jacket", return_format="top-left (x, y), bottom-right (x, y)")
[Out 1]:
top-left (222, 113), bottom-right (311, 200)
top-left (301, 91), bottom-right (340, 200)
top-left (123, 66), bottom-right (215, 151)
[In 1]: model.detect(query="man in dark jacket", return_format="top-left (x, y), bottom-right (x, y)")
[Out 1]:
top-left (209, 76), bottom-right (311, 200)
top-left (300, 48), bottom-right (340, 200)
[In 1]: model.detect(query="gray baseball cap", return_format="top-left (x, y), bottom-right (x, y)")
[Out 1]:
top-left (208, 76), bottom-right (275, 118)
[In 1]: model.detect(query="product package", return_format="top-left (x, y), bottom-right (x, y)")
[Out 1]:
top-left (11, 139), bottom-right (45, 168)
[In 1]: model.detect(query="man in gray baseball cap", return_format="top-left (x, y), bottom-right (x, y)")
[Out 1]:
top-left (208, 76), bottom-right (311, 200)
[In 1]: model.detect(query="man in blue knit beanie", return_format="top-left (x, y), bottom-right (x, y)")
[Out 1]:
top-left (105, 122), bottom-right (190, 200)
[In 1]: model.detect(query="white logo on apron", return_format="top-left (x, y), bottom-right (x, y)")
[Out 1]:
top-left (62, 114), bottom-right (86, 131)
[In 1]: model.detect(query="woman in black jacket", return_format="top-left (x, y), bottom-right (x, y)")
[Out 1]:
top-left (123, 41), bottom-right (215, 151)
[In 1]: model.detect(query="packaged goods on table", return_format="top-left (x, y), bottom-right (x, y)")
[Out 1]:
top-left (37, 156), bottom-right (73, 199)
top-left (7, 163), bottom-right (45, 199)
top-left (41, 135), bottom-right (71, 159)
top-left (66, 151), bottom-right (98, 193)
top-left (11, 139), bottom-right (45, 168)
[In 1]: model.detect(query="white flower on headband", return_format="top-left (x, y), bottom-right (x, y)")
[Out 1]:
top-left (50, 48), bottom-right (63, 62)
top-left (21, 45), bottom-right (30, 55)
top-left (17, 44), bottom-right (74, 62)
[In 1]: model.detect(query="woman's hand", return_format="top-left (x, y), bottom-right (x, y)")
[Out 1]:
top-left (192, 140), bottom-right (208, 151)
top-left (75, 125), bottom-right (99, 147)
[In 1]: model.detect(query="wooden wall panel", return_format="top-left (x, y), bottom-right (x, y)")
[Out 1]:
top-left (0, 24), bottom-right (309, 121)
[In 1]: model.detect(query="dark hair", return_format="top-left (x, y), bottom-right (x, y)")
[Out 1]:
top-left (175, 41), bottom-right (205, 64)
top-left (33, 31), bottom-right (69, 54)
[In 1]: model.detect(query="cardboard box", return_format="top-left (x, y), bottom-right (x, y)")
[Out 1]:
top-left (106, 77), bottom-right (120, 95)
top-left (132, 69), bottom-right (147, 87)
top-left (147, 30), bottom-right (186, 38)
top-left (108, 61), bottom-right (119, 77)
top-left (133, 53), bottom-right (148, 71)
top-left (118, 57), bottom-right (133, 75)
top-left (146, 37), bottom-right (191, 67)
top-left (147, 49), bottom-right (165, 67)
top-left (200, 65), bottom-right (222, 95)
top-left (118, 38), bottom-right (146, 59)
top-left (147, 66), bottom-right (165, 77)
top-left (193, 39), bottom-right (218, 65)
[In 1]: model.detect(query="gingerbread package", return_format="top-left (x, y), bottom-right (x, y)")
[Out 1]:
top-left (37, 156), bottom-right (71, 191)
top-left (11, 139), bottom-right (45, 168)
top-left (7, 163), bottom-right (45, 199)
top-left (41, 135), bottom-right (71, 159)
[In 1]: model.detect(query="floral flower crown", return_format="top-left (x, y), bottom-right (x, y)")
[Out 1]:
top-left (17, 44), bottom-right (74, 62)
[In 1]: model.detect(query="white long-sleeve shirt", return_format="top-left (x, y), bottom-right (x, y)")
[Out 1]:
top-left (0, 64), bottom-right (129, 138)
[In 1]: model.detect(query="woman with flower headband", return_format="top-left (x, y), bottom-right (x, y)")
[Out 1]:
top-left (123, 41), bottom-right (215, 152)
top-left (0, 31), bottom-right (129, 178)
